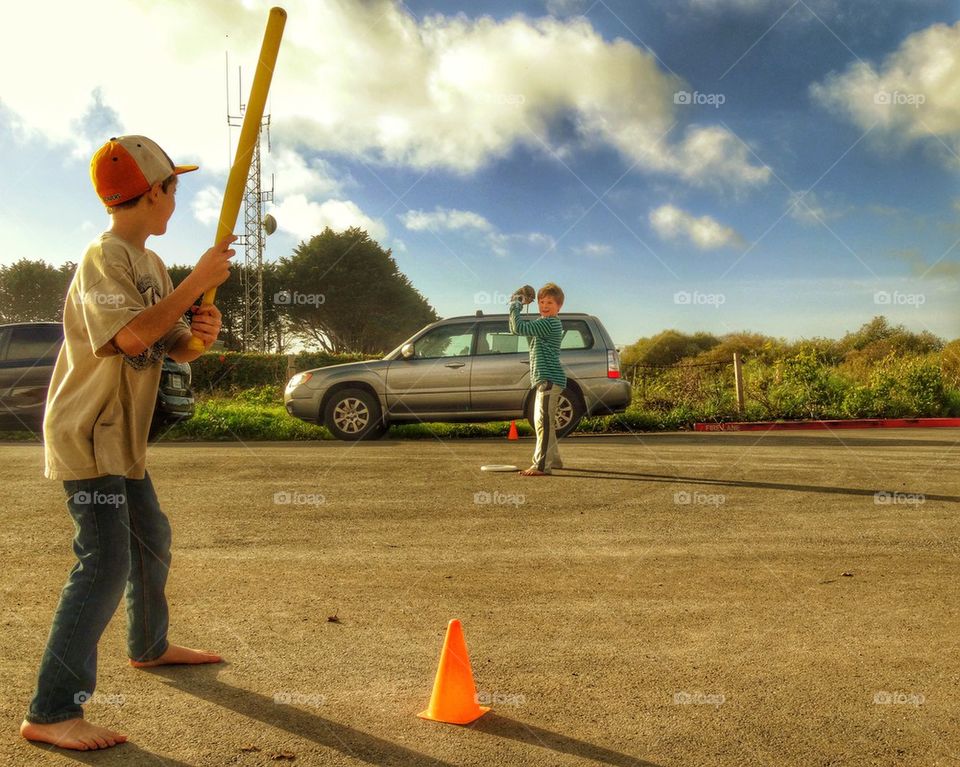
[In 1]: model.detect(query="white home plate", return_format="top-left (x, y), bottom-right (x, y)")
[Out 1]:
top-left (480, 464), bottom-right (519, 472)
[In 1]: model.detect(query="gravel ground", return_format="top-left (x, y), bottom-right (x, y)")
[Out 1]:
top-left (2, 429), bottom-right (959, 766)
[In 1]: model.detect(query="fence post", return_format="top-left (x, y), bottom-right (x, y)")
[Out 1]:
top-left (733, 352), bottom-right (744, 415)
top-left (285, 353), bottom-right (295, 383)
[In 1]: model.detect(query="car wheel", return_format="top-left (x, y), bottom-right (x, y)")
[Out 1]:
top-left (525, 387), bottom-right (584, 438)
top-left (323, 388), bottom-right (384, 441)
top-left (148, 415), bottom-right (169, 442)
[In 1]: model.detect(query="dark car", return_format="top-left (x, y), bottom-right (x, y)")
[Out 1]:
top-left (0, 322), bottom-right (194, 437)
top-left (151, 357), bottom-right (195, 440)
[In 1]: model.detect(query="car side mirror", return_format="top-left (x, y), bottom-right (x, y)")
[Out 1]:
top-left (401, 342), bottom-right (415, 359)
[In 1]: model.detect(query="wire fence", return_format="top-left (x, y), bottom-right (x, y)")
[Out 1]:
top-left (618, 347), bottom-right (959, 423)
top-left (623, 358), bottom-right (739, 414)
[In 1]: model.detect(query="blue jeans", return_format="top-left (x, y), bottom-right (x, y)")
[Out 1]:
top-left (26, 472), bottom-right (171, 723)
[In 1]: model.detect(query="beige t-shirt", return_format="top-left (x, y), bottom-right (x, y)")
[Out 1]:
top-left (43, 231), bottom-right (192, 480)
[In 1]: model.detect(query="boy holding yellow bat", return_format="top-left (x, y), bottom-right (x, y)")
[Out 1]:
top-left (20, 136), bottom-right (236, 751)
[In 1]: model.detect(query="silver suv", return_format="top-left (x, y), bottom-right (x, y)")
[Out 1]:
top-left (284, 312), bottom-right (631, 440)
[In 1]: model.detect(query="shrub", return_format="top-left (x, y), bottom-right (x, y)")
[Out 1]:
top-left (900, 356), bottom-right (946, 416)
top-left (189, 351), bottom-right (372, 392)
top-left (939, 340), bottom-right (960, 390)
top-left (232, 384), bottom-right (284, 406)
top-left (163, 399), bottom-right (330, 441)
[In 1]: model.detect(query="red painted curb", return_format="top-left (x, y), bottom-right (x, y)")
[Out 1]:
top-left (694, 418), bottom-right (960, 432)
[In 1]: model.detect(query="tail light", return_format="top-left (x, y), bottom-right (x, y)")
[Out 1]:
top-left (607, 349), bottom-right (621, 379)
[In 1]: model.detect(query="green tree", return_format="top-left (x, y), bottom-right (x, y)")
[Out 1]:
top-left (168, 262), bottom-right (289, 352)
top-left (837, 316), bottom-right (942, 359)
top-left (261, 263), bottom-right (290, 352)
top-left (278, 227), bottom-right (438, 354)
top-left (622, 329), bottom-right (720, 368)
top-left (691, 332), bottom-right (787, 365)
top-left (0, 260), bottom-right (76, 322)
top-left (836, 316), bottom-right (943, 380)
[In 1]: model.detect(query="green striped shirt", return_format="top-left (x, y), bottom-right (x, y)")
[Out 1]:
top-left (509, 300), bottom-right (566, 388)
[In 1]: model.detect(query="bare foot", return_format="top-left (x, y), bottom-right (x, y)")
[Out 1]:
top-left (20, 718), bottom-right (127, 751)
top-left (519, 468), bottom-right (549, 476)
top-left (129, 644), bottom-right (222, 668)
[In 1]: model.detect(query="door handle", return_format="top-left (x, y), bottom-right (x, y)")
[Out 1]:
top-left (445, 362), bottom-right (465, 369)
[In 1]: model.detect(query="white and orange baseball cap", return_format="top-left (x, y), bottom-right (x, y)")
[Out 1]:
top-left (90, 135), bottom-right (198, 206)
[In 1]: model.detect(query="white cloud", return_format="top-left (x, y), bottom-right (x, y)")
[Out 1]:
top-left (488, 231), bottom-right (557, 258)
top-left (649, 204), bottom-right (745, 250)
top-left (685, 0), bottom-right (779, 10)
top-left (787, 191), bottom-right (846, 226)
top-left (0, 2), bottom-right (243, 172)
top-left (400, 206), bottom-right (553, 257)
top-left (399, 208), bottom-right (493, 232)
top-left (573, 242), bottom-right (613, 258)
top-left (683, 0), bottom-right (840, 14)
top-left (811, 21), bottom-right (960, 162)
top-left (270, 148), bottom-right (342, 198)
top-left (269, 195), bottom-right (387, 242)
top-left (191, 186), bottom-right (224, 228)
top-left (545, 0), bottom-right (590, 15)
top-left (668, 125), bottom-right (770, 188)
top-left (893, 247), bottom-right (960, 279)
top-left (0, 0), bottom-right (769, 191)
top-left (192, 143), bottom-right (362, 237)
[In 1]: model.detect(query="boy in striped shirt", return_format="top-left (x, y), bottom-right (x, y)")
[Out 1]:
top-left (509, 283), bottom-right (566, 476)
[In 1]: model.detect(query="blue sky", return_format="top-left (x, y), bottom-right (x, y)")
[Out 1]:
top-left (0, 0), bottom-right (957, 347)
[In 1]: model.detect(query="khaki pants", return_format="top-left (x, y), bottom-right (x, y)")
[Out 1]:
top-left (532, 381), bottom-right (562, 473)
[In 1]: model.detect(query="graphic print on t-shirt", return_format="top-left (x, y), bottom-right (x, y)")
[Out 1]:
top-left (123, 274), bottom-right (167, 371)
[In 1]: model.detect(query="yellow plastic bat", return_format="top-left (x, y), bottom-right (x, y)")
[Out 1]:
top-left (188, 6), bottom-right (287, 352)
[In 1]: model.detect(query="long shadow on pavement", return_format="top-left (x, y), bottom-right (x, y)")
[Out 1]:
top-left (147, 667), bottom-right (458, 766)
top-left (472, 712), bottom-right (663, 767)
top-left (31, 740), bottom-right (198, 767)
top-left (145, 668), bottom-right (660, 767)
top-left (569, 433), bottom-right (960, 448)
top-left (554, 467), bottom-right (960, 503)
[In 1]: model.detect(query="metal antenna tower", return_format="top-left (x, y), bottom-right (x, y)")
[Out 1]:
top-left (228, 65), bottom-right (274, 353)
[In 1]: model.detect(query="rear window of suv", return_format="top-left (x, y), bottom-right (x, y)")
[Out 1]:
top-left (5, 324), bottom-right (62, 362)
top-left (475, 319), bottom-right (593, 355)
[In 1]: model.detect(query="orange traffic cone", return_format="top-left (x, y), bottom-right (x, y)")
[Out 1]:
top-left (507, 421), bottom-right (519, 440)
top-left (418, 619), bottom-right (490, 725)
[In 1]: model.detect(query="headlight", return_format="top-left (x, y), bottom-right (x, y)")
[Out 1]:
top-left (286, 372), bottom-right (313, 389)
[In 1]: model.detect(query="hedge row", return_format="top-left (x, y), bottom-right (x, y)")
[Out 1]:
top-left (189, 351), bottom-right (372, 392)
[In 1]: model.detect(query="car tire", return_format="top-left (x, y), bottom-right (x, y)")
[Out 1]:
top-left (148, 415), bottom-right (171, 442)
top-left (323, 388), bottom-right (385, 441)
top-left (525, 386), bottom-right (584, 439)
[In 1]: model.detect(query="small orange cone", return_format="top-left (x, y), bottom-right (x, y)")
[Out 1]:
top-left (418, 619), bottom-right (490, 725)
top-left (507, 420), bottom-right (519, 440)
